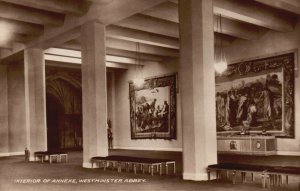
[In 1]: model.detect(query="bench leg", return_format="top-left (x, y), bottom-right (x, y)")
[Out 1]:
top-left (232, 171), bottom-right (236, 185)
top-left (207, 169), bottom-right (211, 181)
top-left (103, 161), bottom-right (107, 171)
top-left (117, 163), bottom-right (121, 173)
top-left (216, 170), bottom-right (221, 179)
top-left (261, 174), bottom-right (266, 188)
top-left (241, 172), bottom-right (246, 183)
top-left (173, 163), bottom-right (176, 174)
top-left (133, 164), bottom-right (137, 174)
top-left (151, 165), bottom-right (154, 176)
top-left (160, 164), bottom-right (162, 176)
top-left (166, 164), bottom-right (168, 175)
top-left (142, 164), bottom-right (145, 174)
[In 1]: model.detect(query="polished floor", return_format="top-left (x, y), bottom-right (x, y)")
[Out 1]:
top-left (0, 150), bottom-right (299, 191)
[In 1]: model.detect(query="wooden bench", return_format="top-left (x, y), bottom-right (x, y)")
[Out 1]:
top-left (207, 163), bottom-right (272, 187)
top-left (207, 163), bottom-right (300, 188)
top-left (34, 151), bottom-right (68, 163)
top-left (265, 166), bottom-right (300, 188)
top-left (91, 155), bottom-right (176, 176)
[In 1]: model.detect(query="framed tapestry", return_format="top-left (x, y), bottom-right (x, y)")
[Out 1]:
top-left (215, 52), bottom-right (295, 138)
top-left (129, 74), bottom-right (177, 139)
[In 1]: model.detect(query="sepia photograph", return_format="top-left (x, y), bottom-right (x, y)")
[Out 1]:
top-left (0, 0), bottom-right (299, 191)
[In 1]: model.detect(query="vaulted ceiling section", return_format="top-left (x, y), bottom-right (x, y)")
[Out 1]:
top-left (0, 0), bottom-right (299, 67)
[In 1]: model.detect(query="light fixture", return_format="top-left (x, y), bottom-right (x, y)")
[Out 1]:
top-left (214, 14), bottom-right (228, 74)
top-left (132, 42), bottom-right (144, 87)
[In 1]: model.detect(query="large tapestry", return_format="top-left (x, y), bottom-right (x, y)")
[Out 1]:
top-left (129, 74), bottom-right (177, 139)
top-left (216, 53), bottom-right (295, 138)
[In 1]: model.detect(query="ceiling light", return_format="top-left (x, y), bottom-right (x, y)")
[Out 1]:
top-left (133, 42), bottom-right (144, 87)
top-left (214, 14), bottom-right (228, 74)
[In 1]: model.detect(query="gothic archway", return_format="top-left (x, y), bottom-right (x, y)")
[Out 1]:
top-left (46, 67), bottom-right (82, 150)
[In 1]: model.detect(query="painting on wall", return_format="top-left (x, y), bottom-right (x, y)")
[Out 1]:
top-left (216, 53), bottom-right (295, 138)
top-left (129, 74), bottom-right (177, 139)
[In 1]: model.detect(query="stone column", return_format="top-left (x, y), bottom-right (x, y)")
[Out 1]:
top-left (179, 0), bottom-right (217, 180)
top-left (81, 21), bottom-right (108, 168)
top-left (24, 48), bottom-right (47, 160)
top-left (0, 65), bottom-right (9, 154)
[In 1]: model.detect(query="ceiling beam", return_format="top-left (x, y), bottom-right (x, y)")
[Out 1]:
top-left (9, 34), bottom-right (34, 43)
top-left (214, 0), bottom-right (295, 32)
top-left (44, 48), bottom-right (135, 69)
top-left (25, 0), bottom-right (168, 50)
top-left (106, 62), bottom-right (129, 69)
top-left (58, 40), bottom-right (169, 62)
top-left (106, 37), bottom-right (179, 57)
top-left (0, 1), bottom-right (64, 25)
top-left (0, 18), bottom-right (43, 35)
top-left (140, 3), bottom-right (266, 40)
top-left (254, 0), bottom-right (300, 15)
top-left (142, 1), bottom-right (178, 23)
top-left (0, 0), bottom-right (83, 15)
top-left (29, 28), bottom-right (80, 49)
top-left (45, 47), bottom-right (140, 65)
top-left (87, 0), bottom-right (114, 4)
top-left (106, 55), bottom-right (137, 64)
top-left (58, 38), bottom-right (179, 58)
top-left (45, 56), bottom-right (129, 69)
top-left (106, 48), bottom-right (165, 62)
top-left (56, 40), bottom-right (81, 50)
top-left (107, 25), bottom-right (179, 49)
top-left (0, 42), bottom-right (11, 49)
top-left (44, 48), bottom-right (141, 65)
top-left (214, 16), bottom-right (267, 40)
top-left (215, 33), bottom-right (236, 46)
top-left (116, 14), bottom-right (179, 38)
top-left (46, 60), bottom-right (81, 69)
top-left (44, 48), bottom-right (81, 58)
top-left (168, 0), bottom-right (177, 4)
top-left (46, 63), bottom-right (126, 72)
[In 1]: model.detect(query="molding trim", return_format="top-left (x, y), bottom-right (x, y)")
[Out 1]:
top-left (276, 151), bottom-right (300, 156)
top-left (113, 146), bottom-right (182, 152)
top-left (183, 173), bottom-right (209, 181)
top-left (0, 152), bottom-right (24, 157)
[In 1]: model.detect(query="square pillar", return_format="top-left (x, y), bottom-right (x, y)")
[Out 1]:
top-left (0, 65), bottom-right (9, 154)
top-left (24, 48), bottom-right (47, 160)
top-left (81, 21), bottom-right (108, 168)
top-left (179, 0), bottom-right (217, 180)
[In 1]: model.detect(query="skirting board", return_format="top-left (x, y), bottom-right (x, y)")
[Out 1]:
top-left (276, 151), bottom-right (300, 156)
top-left (113, 146), bottom-right (182, 152)
top-left (0, 152), bottom-right (24, 157)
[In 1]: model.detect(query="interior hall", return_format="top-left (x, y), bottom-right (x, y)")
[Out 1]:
top-left (0, 0), bottom-right (299, 191)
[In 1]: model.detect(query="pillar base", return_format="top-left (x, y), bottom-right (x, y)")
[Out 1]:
top-left (82, 162), bottom-right (100, 168)
top-left (183, 173), bottom-right (210, 181)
